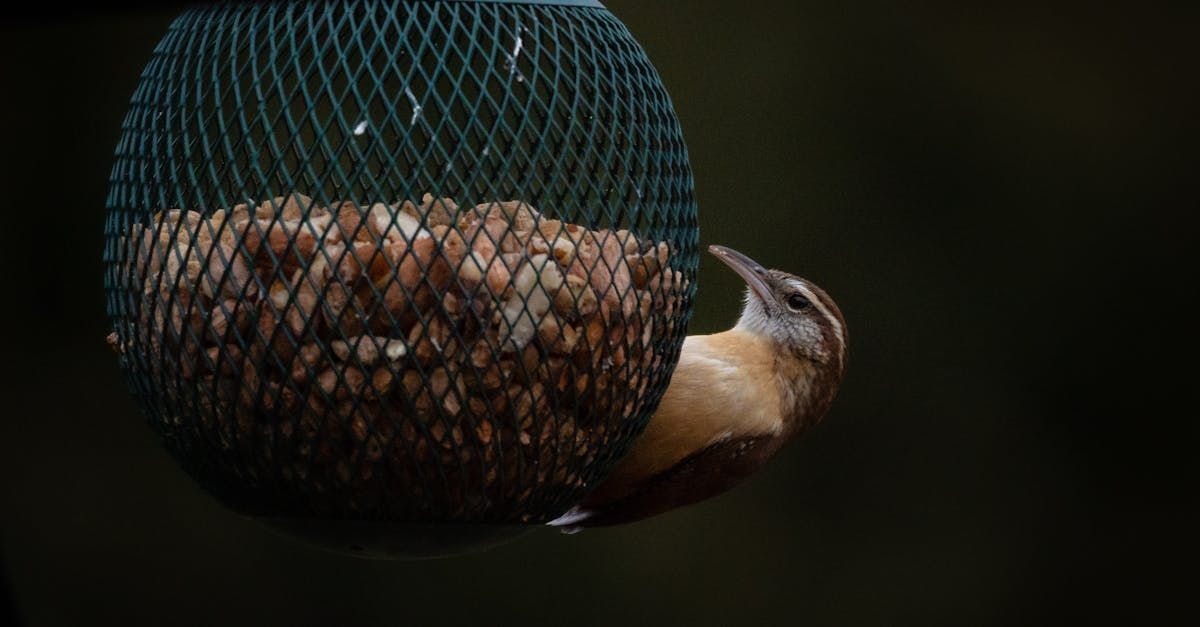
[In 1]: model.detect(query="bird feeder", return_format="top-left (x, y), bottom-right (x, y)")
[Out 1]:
top-left (103, 0), bottom-right (697, 558)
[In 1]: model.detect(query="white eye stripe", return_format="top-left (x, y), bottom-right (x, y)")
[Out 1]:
top-left (788, 280), bottom-right (845, 348)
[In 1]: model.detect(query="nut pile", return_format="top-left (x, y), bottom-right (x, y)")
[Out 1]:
top-left (110, 193), bottom-right (686, 520)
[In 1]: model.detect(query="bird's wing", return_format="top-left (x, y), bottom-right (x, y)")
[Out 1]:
top-left (560, 434), bottom-right (784, 528)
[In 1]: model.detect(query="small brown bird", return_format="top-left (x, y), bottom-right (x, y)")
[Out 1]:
top-left (550, 245), bottom-right (847, 530)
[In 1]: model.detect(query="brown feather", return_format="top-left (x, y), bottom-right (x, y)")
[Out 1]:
top-left (571, 327), bottom-right (837, 526)
top-left (575, 434), bottom-right (783, 527)
top-left (581, 330), bottom-right (782, 507)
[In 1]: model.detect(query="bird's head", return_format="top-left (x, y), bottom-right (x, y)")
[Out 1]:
top-left (709, 245), bottom-right (847, 378)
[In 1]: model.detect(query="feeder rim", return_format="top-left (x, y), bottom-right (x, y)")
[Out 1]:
top-left (435, 0), bottom-right (604, 7)
top-left (224, 0), bottom-right (606, 5)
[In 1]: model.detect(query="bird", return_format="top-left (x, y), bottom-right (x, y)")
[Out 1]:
top-left (549, 244), bottom-right (847, 531)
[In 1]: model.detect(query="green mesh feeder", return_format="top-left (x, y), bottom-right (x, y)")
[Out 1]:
top-left (103, 0), bottom-right (697, 558)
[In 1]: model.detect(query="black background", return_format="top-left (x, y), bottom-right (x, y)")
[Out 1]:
top-left (1, 1), bottom-right (1196, 625)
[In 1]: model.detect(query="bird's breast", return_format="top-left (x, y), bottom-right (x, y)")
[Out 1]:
top-left (588, 330), bottom-right (785, 500)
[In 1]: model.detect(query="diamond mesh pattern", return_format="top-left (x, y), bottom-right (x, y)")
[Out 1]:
top-left (103, 0), bottom-right (697, 524)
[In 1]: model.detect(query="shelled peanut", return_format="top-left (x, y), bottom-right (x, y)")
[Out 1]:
top-left (110, 192), bottom-right (687, 519)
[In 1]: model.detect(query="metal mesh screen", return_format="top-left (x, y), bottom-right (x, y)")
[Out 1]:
top-left (103, 0), bottom-right (697, 525)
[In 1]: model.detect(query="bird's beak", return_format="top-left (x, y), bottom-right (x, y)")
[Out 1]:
top-left (709, 245), bottom-right (774, 304)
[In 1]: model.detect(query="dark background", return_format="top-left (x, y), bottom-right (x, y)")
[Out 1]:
top-left (1, 1), bottom-right (1196, 625)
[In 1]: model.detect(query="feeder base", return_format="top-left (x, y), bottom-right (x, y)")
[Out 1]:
top-left (252, 517), bottom-right (533, 560)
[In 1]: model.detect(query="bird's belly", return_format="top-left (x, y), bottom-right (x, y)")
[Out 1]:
top-left (589, 339), bottom-right (784, 501)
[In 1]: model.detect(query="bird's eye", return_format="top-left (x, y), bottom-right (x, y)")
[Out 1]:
top-left (787, 293), bottom-right (811, 311)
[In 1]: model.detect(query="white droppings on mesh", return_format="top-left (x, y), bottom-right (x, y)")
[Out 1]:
top-left (405, 86), bottom-right (423, 126)
top-left (353, 120), bottom-right (369, 136)
top-left (504, 22), bottom-right (527, 83)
